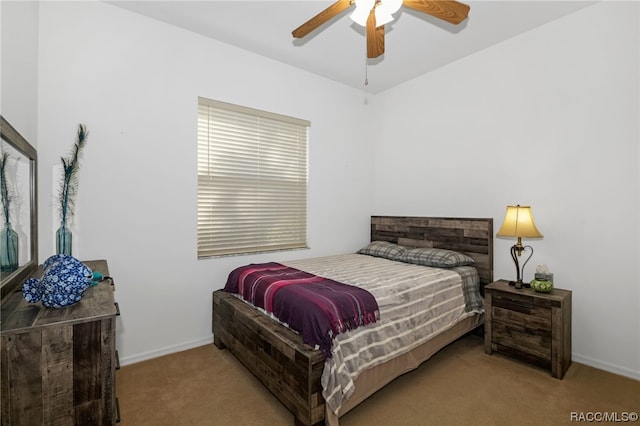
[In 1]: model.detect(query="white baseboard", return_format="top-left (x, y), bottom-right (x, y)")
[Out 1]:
top-left (572, 353), bottom-right (640, 381)
top-left (119, 336), bottom-right (214, 367)
top-left (118, 337), bottom-right (640, 382)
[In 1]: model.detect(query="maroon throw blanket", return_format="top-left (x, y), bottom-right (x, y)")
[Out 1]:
top-left (224, 262), bottom-right (379, 358)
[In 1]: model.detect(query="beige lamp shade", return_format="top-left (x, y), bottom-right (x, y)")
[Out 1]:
top-left (496, 205), bottom-right (543, 238)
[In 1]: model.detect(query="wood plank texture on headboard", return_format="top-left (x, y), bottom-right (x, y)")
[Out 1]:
top-left (370, 216), bottom-right (494, 286)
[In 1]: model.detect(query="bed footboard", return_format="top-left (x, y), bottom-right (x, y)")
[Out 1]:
top-left (212, 290), bottom-right (325, 426)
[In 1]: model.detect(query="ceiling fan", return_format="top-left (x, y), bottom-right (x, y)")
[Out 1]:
top-left (292, 0), bottom-right (470, 59)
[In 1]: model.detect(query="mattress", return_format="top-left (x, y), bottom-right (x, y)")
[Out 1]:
top-left (279, 253), bottom-right (483, 414)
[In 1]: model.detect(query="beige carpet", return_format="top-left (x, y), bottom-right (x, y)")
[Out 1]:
top-left (116, 335), bottom-right (639, 425)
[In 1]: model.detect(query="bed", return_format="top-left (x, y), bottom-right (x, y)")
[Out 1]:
top-left (212, 216), bottom-right (493, 425)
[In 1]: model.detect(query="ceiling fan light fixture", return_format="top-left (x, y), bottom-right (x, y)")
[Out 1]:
top-left (377, 0), bottom-right (403, 16)
top-left (350, 0), bottom-right (402, 27)
top-left (375, 11), bottom-right (394, 26)
top-left (350, 0), bottom-right (375, 26)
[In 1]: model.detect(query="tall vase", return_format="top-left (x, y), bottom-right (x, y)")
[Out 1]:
top-left (1, 223), bottom-right (19, 272)
top-left (56, 223), bottom-right (72, 256)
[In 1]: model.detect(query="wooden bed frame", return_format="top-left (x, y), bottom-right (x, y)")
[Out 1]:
top-left (212, 216), bottom-right (493, 425)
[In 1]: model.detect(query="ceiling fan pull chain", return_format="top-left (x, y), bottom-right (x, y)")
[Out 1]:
top-left (364, 55), bottom-right (369, 86)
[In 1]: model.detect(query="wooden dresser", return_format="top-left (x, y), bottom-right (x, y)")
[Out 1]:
top-left (484, 279), bottom-right (571, 379)
top-left (1, 259), bottom-right (120, 425)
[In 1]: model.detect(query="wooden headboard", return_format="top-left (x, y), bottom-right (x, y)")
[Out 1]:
top-left (370, 216), bottom-right (494, 286)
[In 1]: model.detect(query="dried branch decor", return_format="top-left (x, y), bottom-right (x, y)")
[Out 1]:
top-left (1, 151), bottom-right (19, 271)
top-left (56, 124), bottom-right (88, 255)
top-left (1, 152), bottom-right (11, 226)
top-left (58, 124), bottom-right (88, 227)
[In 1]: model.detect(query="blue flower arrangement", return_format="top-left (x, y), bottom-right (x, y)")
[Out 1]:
top-left (23, 254), bottom-right (93, 308)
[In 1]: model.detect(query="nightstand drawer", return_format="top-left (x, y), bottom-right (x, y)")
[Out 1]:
top-left (491, 317), bottom-right (552, 364)
top-left (491, 305), bottom-right (551, 331)
top-left (491, 343), bottom-right (551, 369)
top-left (492, 292), bottom-right (554, 311)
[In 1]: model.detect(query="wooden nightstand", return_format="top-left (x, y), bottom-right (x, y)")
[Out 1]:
top-left (484, 279), bottom-right (571, 379)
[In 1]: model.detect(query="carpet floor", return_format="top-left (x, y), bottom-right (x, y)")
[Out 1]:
top-left (116, 334), bottom-right (639, 425)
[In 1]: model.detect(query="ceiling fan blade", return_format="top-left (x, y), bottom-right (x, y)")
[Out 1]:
top-left (366, 8), bottom-right (385, 58)
top-left (402, 0), bottom-right (470, 25)
top-left (292, 0), bottom-right (353, 38)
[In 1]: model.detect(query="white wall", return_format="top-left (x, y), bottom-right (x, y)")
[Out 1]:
top-left (1, 0), bottom-right (39, 142)
top-left (36, 1), bottom-right (373, 364)
top-left (372, 1), bottom-right (639, 379)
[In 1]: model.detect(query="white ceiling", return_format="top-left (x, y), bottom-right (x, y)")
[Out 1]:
top-left (105, 1), bottom-right (596, 93)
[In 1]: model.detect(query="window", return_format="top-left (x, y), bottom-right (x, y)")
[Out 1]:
top-left (197, 97), bottom-right (310, 258)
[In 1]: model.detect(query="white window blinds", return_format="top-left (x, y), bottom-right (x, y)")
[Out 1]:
top-left (197, 97), bottom-right (310, 258)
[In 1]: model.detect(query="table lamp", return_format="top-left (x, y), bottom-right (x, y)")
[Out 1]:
top-left (496, 205), bottom-right (543, 288)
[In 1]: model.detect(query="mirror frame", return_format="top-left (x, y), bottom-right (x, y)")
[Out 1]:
top-left (1, 115), bottom-right (38, 300)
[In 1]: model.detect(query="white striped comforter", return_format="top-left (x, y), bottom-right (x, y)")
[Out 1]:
top-left (283, 253), bottom-right (482, 414)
